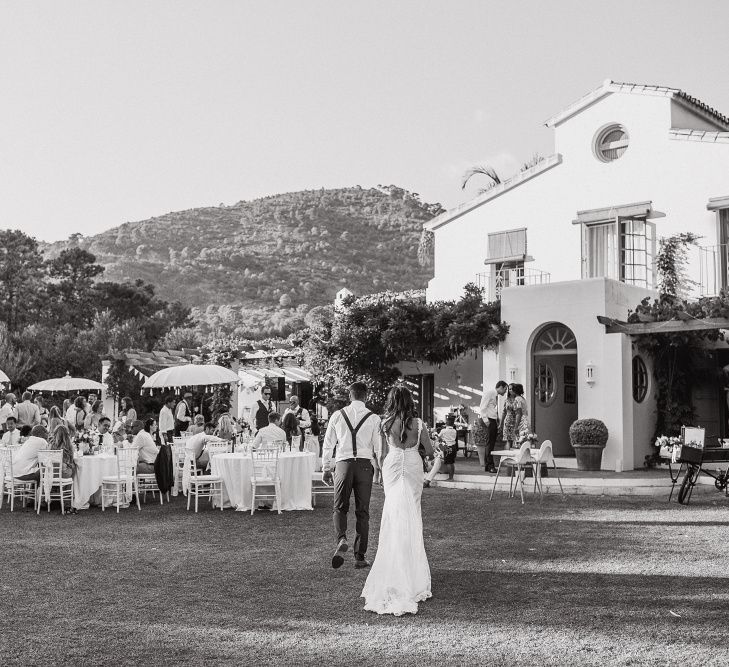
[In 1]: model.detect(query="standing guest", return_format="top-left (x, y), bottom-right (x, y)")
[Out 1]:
top-left (186, 414), bottom-right (205, 435)
top-left (48, 406), bottom-right (64, 434)
top-left (119, 396), bottom-right (136, 426)
top-left (283, 395), bottom-right (311, 451)
top-left (1, 416), bottom-right (21, 446)
top-left (478, 380), bottom-right (508, 472)
top-left (158, 396), bottom-right (175, 444)
top-left (174, 392), bottom-right (194, 436)
top-left (254, 387), bottom-right (274, 433)
top-left (438, 415), bottom-right (459, 481)
top-left (35, 396), bottom-right (49, 427)
top-left (62, 398), bottom-right (71, 419)
top-left (96, 416), bottom-right (114, 450)
top-left (185, 422), bottom-right (217, 469)
top-left (308, 383), bottom-right (329, 455)
top-left (84, 400), bottom-right (104, 430)
top-left (0, 393), bottom-right (18, 431)
top-left (500, 384), bottom-right (517, 448)
top-left (252, 412), bottom-right (286, 448)
top-left (501, 384), bottom-right (529, 448)
top-left (13, 425), bottom-right (49, 483)
top-left (66, 396), bottom-right (88, 431)
top-left (49, 424), bottom-right (77, 479)
top-left (16, 391), bottom-right (41, 427)
top-left (132, 419), bottom-right (159, 474)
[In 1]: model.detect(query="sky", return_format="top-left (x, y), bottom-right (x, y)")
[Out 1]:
top-left (2, 0), bottom-right (729, 242)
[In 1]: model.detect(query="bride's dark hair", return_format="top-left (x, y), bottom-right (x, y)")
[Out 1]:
top-left (382, 385), bottom-right (416, 443)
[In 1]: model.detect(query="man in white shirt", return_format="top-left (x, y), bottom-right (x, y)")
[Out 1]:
top-left (479, 380), bottom-right (508, 473)
top-left (96, 417), bottom-right (115, 450)
top-left (252, 413), bottom-right (286, 448)
top-left (0, 393), bottom-right (18, 431)
top-left (1, 417), bottom-right (21, 446)
top-left (16, 392), bottom-right (40, 428)
top-left (159, 396), bottom-right (175, 444)
top-left (185, 423), bottom-right (218, 469)
top-left (283, 396), bottom-right (311, 451)
top-left (13, 425), bottom-right (49, 482)
top-left (131, 420), bottom-right (159, 474)
top-left (322, 381), bottom-right (381, 570)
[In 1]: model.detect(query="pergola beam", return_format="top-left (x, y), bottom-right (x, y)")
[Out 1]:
top-left (596, 315), bottom-right (729, 334)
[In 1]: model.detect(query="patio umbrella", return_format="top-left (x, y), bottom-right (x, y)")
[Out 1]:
top-left (142, 364), bottom-right (239, 390)
top-left (0, 369), bottom-right (9, 383)
top-left (29, 371), bottom-right (104, 392)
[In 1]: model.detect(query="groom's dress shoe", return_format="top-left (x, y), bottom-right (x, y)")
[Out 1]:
top-left (354, 558), bottom-right (370, 569)
top-left (332, 538), bottom-right (348, 569)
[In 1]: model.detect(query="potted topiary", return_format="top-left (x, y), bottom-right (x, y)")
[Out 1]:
top-left (569, 418), bottom-right (609, 471)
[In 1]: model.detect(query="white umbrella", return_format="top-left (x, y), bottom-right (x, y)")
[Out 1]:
top-left (142, 364), bottom-right (240, 389)
top-left (0, 369), bottom-right (9, 383)
top-left (29, 371), bottom-right (104, 392)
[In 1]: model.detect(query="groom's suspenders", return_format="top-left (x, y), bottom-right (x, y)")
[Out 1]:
top-left (340, 409), bottom-right (374, 458)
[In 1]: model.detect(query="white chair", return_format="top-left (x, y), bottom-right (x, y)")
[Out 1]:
top-left (0, 446), bottom-right (37, 511)
top-left (530, 439), bottom-right (564, 497)
top-left (489, 442), bottom-right (533, 504)
top-left (311, 472), bottom-right (335, 507)
top-left (184, 448), bottom-right (223, 512)
top-left (250, 447), bottom-right (282, 514)
top-left (36, 450), bottom-right (74, 514)
top-left (205, 441), bottom-right (232, 470)
top-left (101, 447), bottom-right (141, 512)
top-left (136, 468), bottom-right (168, 505)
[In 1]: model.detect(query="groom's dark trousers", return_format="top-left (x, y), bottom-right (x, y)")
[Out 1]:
top-left (333, 458), bottom-right (374, 558)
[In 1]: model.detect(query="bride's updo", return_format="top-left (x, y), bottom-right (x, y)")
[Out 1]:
top-left (382, 385), bottom-right (416, 443)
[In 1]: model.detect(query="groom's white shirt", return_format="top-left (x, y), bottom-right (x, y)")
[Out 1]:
top-left (322, 400), bottom-right (381, 471)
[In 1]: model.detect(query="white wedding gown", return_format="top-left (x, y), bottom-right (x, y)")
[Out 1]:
top-left (362, 427), bottom-right (431, 616)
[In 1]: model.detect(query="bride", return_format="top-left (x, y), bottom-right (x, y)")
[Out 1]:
top-left (362, 385), bottom-right (434, 616)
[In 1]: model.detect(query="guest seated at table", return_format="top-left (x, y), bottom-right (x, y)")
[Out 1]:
top-left (131, 419), bottom-right (159, 474)
top-left (84, 400), bottom-right (104, 431)
top-left (50, 424), bottom-right (77, 479)
top-left (186, 414), bottom-right (205, 436)
top-left (1, 416), bottom-right (21, 446)
top-left (252, 412), bottom-right (286, 449)
top-left (47, 406), bottom-right (64, 434)
top-left (13, 425), bottom-right (50, 483)
top-left (216, 412), bottom-right (235, 441)
top-left (185, 422), bottom-right (217, 469)
top-left (111, 421), bottom-right (127, 444)
top-left (96, 416), bottom-right (115, 450)
top-left (18, 425), bottom-right (32, 443)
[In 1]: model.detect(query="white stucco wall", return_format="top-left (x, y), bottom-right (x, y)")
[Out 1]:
top-left (427, 89), bottom-right (729, 303)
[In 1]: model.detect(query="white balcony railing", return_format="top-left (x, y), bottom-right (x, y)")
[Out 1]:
top-left (699, 245), bottom-right (728, 297)
top-left (476, 266), bottom-right (551, 301)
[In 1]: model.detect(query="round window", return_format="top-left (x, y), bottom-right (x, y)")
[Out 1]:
top-left (594, 124), bottom-right (629, 162)
top-left (535, 361), bottom-right (556, 405)
top-left (632, 355), bottom-right (648, 403)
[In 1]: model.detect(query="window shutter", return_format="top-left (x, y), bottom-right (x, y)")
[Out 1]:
top-left (486, 228), bottom-right (527, 262)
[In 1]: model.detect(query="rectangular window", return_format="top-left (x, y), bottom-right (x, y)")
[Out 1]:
top-left (487, 228), bottom-right (527, 262)
top-left (582, 218), bottom-right (655, 287)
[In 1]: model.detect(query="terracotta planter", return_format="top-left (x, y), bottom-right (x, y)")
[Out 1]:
top-left (573, 443), bottom-right (604, 471)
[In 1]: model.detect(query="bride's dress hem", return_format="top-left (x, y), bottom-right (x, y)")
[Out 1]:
top-left (362, 590), bottom-right (432, 617)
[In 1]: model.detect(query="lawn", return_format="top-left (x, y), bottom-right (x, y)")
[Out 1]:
top-left (2, 485), bottom-right (729, 666)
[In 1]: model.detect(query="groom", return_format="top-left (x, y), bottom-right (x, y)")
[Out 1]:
top-left (322, 382), bottom-right (381, 569)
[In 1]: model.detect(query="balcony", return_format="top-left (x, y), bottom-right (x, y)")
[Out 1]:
top-left (476, 266), bottom-right (551, 301)
top-left (699, 244), bottom-right (729, 297)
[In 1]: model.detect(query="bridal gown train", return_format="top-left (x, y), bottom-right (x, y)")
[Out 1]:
top-left (361, 433), bottom-right (431, 616)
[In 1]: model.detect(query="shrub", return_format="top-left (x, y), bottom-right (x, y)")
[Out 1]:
top-left (569, 419), bottom-right (609, 447)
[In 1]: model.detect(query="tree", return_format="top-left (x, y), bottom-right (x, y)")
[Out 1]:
top-left (46, 247), bottom-right (105, 327)
top-left (0, 230), bottom-right (45, 332)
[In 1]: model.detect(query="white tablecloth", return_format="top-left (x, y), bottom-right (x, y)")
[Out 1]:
top-left (73, 454), bottom-right (118, 509)
top-left (210, 452), bottom-right (315, 511)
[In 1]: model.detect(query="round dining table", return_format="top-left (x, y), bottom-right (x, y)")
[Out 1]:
top-left (210, 451), bottom-right (316, 511)
top-left (73, 453), bottom-right (119, 509)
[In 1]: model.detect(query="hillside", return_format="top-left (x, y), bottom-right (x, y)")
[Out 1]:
top-left (42, 186), bottom-right (442, 337)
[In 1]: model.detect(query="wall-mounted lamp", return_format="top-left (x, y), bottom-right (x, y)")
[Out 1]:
top-left (508, 366), bottom-right (518, 383)
top-left (585, 361), bottom-right (596, 385)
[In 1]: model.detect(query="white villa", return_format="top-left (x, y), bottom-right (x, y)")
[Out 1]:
top-left (403, 80), bottom-right (729, 470)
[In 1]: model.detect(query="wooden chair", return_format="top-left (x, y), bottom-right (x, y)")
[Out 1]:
top-left (0, 446), bottom-right (37, 511)
top-left (101, 447), bottom-right (141, 512)
top-left (250, 447), bottom-right (282, 514)
top-left (184, 448), bottom-right (223, 512)
top-left (36, 450), bottom-right (74, 514)
top-left (530, 439), bottom-right (564, 497)
top-left (489, 442), bottom-right (533, 504)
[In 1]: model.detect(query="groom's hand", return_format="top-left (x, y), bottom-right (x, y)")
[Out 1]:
top-left (322, 469), bottom-right (333, 486)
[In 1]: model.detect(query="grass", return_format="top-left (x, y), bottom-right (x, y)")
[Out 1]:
top-left (2, 485), bottom-right (729, 666)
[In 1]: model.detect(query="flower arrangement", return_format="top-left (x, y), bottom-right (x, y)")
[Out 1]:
top-left (518, 432), bottom-right (539, 445)
top-left (654, 435), bottom-right (681, 450)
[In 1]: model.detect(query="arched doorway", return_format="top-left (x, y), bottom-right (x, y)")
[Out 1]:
top-left (532, 323), bottom-right (578, 456)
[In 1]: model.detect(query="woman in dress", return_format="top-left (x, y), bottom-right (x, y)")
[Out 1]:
top-left (216, 412), bottom-right (235, 442)
top-left (500, 384), bottom-right (517, 448)
top-left (119, 397), bottom-right (136, 425)
top-left (511, 383), bottom-right (530, 442)
top-left (50, 424), bottom-right (77, 479)
top-left (362, 385), bottom-right (434, 617)
top-left (84, 400), bottom-right (104, 430)
top-left (48, 405), bottom-right (64, 435)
